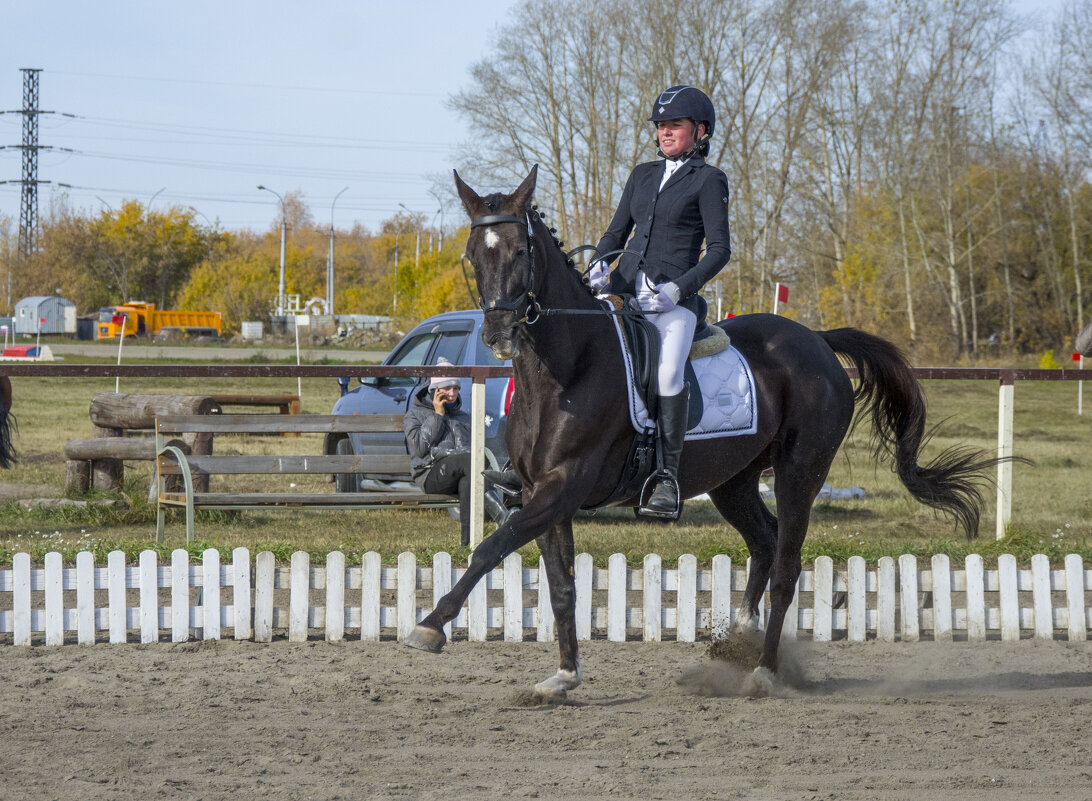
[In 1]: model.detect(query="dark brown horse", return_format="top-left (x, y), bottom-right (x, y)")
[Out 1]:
top-left (405, 166), bottom-right (996, 698)
top-left (0, 375), bottom-right (15, 469)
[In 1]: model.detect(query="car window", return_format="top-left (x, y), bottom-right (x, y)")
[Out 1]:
top-left (431, 330), bottom-right (469, 365)
top-left (387, 333), bottom-right (434, 386)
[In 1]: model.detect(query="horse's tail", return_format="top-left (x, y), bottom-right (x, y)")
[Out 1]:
top-left (0, 406), bottom-right (16, 469)
top-left (818, 327), bottom-right (996, 539)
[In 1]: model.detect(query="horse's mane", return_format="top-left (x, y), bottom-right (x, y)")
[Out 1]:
top-left (526, 205), bottom-right (598, 300)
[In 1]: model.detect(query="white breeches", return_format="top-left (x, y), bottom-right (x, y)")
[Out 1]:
top-left (636, 271), bottom-right (697, 396)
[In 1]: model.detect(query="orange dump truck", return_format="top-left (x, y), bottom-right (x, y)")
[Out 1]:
top-left (96, 302), bottom-right (223, 339)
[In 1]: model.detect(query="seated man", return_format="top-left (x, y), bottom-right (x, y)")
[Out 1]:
top-left (404, 359), bottom-right (511, 547)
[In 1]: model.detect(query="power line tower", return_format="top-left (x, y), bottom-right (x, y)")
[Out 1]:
top-left (2, 69), bottom-right (66, 312)
top-left (18, 68), bottom-right (43, 265)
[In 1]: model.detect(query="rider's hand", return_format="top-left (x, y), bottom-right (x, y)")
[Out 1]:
top-left (648, 282), bottom-right (681, 312)
top-left (432, 391), bottom-right (447, 415)
top-left (588, 260), bottom-right (610, 291)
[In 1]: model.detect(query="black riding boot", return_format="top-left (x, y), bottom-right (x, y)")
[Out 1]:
top-left (642, 388), bottom-right (689, 517)
top-left (484, 488), bottom-right (513, 527)
top-left (482, 468), bottom-right (522, 496)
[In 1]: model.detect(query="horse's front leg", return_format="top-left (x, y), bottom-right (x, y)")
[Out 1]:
top-left (532, 520), bottom-right (581, 700)
top-left (404, 490), bottom-right (562, 653)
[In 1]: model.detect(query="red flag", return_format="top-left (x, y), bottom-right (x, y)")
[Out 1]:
top-left (1074, 352), bottom-right (1082, 362)
top-left (39, 317), bottom-right (46, 324)
top-left (777, 284), bottom-right (789, 303)
top-left (112, 315), bottom-right (126, 327)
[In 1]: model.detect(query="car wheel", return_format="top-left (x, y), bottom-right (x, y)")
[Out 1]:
top-left (334, 437), bottom-right (359, 493)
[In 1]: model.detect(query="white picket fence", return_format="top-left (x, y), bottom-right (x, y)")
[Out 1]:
top-left (1, 549), bottom-right (1089, 646)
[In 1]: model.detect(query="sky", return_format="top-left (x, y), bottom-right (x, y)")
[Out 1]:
top-left (0, 0), bottom-right (521, 235)
top-left (0, 0), bottom-right (1065, 240)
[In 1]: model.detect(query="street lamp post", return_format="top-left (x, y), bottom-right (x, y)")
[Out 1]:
top-left (327, 187), bottom-right (349, 316)
top-left (429, 190), bottom-right (445, 251)
top-left (257, 185), bottom-right (287, 316)
top-left (398, 203), bottom-right (421, 271)
top-left (148, 187), bottom-right (165, 211)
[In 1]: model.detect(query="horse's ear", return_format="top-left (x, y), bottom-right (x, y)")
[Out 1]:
top-left (454, 169), bottom-right (485, 218)
top-left (511, 164), bottom-right (538, 213)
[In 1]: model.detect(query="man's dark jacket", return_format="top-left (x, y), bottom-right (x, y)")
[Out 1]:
top-left (594, 155), bottom-right (731, 318)
top-left (404, 386), bottom-right (471, 485)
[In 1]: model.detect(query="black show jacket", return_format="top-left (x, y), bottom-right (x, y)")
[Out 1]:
top-left (594, 156), bottom-right (731, 317)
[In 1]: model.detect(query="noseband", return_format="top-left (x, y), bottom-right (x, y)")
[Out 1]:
top-left (468, 213), bottom-right (541, 324)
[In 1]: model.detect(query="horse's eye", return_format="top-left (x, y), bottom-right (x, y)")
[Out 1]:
top-left (516, 248), bottom-right (527, 257)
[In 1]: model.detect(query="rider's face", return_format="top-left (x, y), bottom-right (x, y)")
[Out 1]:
top-left (657, 119), bottom-right (704, 158)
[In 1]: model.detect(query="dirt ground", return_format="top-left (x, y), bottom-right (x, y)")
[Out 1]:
top-left (1, 636), bottom-right (1090, 801)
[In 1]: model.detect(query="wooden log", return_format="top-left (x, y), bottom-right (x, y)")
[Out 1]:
top-left (89, 393), bottom-right (222, 430)
top-left (65, 436), bottom-right (192, 461)
top-left (186, 431), bottom-right (213, 493)
top-left (92, 458), bottom-right (124, 491)
top-left (65, 459), bottom-right (91, 494)
top-left (66, 437), bottom-right (160, 460)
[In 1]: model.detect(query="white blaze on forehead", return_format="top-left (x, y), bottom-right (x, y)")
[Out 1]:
top-left (484, 229), bottom-right (500, 249)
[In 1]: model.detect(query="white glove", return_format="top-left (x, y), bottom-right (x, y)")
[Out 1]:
top-left (647, 282), bottom-right (681, 312)
top-left (588, 260), bottom-right (610, 291)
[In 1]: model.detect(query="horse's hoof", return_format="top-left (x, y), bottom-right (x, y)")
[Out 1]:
top-left (533, 667), bottom-right (582, 700)
top-left (734, 610), bottom-right (762, 632)
top-left (403, 624), bottom-right (446, 653)
top-left (745, 666), bottom-right (775, 697)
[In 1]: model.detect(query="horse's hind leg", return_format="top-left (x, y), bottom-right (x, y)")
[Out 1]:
top-left (532, 520), bottom-right (582, 699)
top-left (707, 467), bottom-right (778, 631)
top-left (754, 447), bottom-right (840, 685)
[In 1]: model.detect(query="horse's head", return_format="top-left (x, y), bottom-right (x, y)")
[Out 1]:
top-left (455, 165), bottom-right (538, 360)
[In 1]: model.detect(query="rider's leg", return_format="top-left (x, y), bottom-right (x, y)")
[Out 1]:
top-left (645, 387), bottom-right (689, 513)
top-left (636, 273), bottom-right (696, 515)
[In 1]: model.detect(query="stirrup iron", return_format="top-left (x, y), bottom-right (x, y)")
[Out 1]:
top-left (636, 471), bottom-right (680, 519)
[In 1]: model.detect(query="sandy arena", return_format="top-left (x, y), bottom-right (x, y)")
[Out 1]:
top-left (1, 636), bottom-right (1090, 800)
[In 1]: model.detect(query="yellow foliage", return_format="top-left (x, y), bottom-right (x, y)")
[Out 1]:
top-left (816, 248), bottom-right (889, 330)
top-left (1039, 350), bottom-right (1062, 369)
top-left (176, 253), bottom-right (276, 334)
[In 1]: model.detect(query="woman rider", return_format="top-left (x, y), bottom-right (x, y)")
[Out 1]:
top-left (589, 85), bottom-right (732, 517)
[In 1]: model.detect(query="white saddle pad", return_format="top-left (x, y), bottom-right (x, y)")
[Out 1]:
top-left (612, 317), bottom-right (759, 440)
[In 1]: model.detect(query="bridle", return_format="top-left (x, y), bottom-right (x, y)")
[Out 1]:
top-left (467, 212), bottom-right (542, 324)
top-left (466, 211), bottom-right (662, 322)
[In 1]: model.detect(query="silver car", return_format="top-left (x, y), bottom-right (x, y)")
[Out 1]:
top-left (326, 310), bottom-right (513, 492)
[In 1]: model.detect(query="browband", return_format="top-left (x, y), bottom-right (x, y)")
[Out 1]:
top-left (470, 214), bottom-right (526, 228)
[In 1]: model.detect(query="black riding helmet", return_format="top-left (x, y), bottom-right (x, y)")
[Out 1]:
top-left (649, 85), bottom-right (715, 158)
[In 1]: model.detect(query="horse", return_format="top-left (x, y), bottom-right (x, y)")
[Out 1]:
top-left (405, 165), bottom-right (998, 698)
top-left (0, 375), bottom-right (15, 469)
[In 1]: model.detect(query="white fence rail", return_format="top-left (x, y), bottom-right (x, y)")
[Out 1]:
top-left (1, 549), bottom-right (1089, 646)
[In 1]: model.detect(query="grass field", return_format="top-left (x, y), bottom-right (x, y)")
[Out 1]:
top-left (1, 357), bottom-right (1090, 566)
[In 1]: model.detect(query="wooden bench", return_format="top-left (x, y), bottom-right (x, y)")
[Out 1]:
top-left (154, 413), bottom-right (485, 544)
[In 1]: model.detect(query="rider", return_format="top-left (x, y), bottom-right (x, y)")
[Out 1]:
top-left (589, 85), bottom-right (732, 516)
